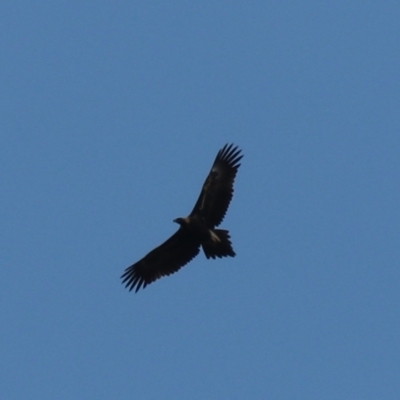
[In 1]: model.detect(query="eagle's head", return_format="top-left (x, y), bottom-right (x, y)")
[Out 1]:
top-left (173, 217), bottom-right (189, 226)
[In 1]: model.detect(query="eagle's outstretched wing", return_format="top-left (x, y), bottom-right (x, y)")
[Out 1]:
top-left (190, 144), bottom-right (243, 227)
top-left (121, 229), bottom-right (200, 292)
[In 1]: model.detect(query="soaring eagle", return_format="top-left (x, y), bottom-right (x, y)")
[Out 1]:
top-left (121, 143), bottom-right (243, 292)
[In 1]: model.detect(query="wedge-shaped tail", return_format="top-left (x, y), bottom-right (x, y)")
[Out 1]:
top-left (202, 229), bottom-right (236, 259)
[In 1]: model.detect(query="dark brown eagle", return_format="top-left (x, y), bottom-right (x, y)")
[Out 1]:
top-left (121, 143), bottom-right (243, 292)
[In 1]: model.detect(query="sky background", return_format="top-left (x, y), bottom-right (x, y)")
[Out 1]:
top-left (1, 2), bottom-right (400, 399)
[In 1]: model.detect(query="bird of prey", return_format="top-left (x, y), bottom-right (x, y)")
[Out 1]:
top-left (121, 143), bottom-right (243, 292)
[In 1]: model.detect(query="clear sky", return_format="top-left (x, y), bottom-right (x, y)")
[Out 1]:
top-left (2, 2), bottom-right (399, 399)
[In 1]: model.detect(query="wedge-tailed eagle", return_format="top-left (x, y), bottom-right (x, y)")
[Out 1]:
top-left (121, 143), bottom-right (243, 292)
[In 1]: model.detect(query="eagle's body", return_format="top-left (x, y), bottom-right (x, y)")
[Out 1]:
top-left (121, 144), bottom-right (243, 292)
top-left (174, 215), bottom-right (235, 260)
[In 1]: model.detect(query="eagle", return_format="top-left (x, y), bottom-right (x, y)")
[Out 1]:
top-left (121, 143), bottom-right (243, 292)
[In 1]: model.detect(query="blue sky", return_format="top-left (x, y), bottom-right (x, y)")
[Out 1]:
top-left (1, 2), bottom-right (400, 399)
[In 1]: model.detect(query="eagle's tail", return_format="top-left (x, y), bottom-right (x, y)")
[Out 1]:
top-left (202, 229), bottom-right (236, 259)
